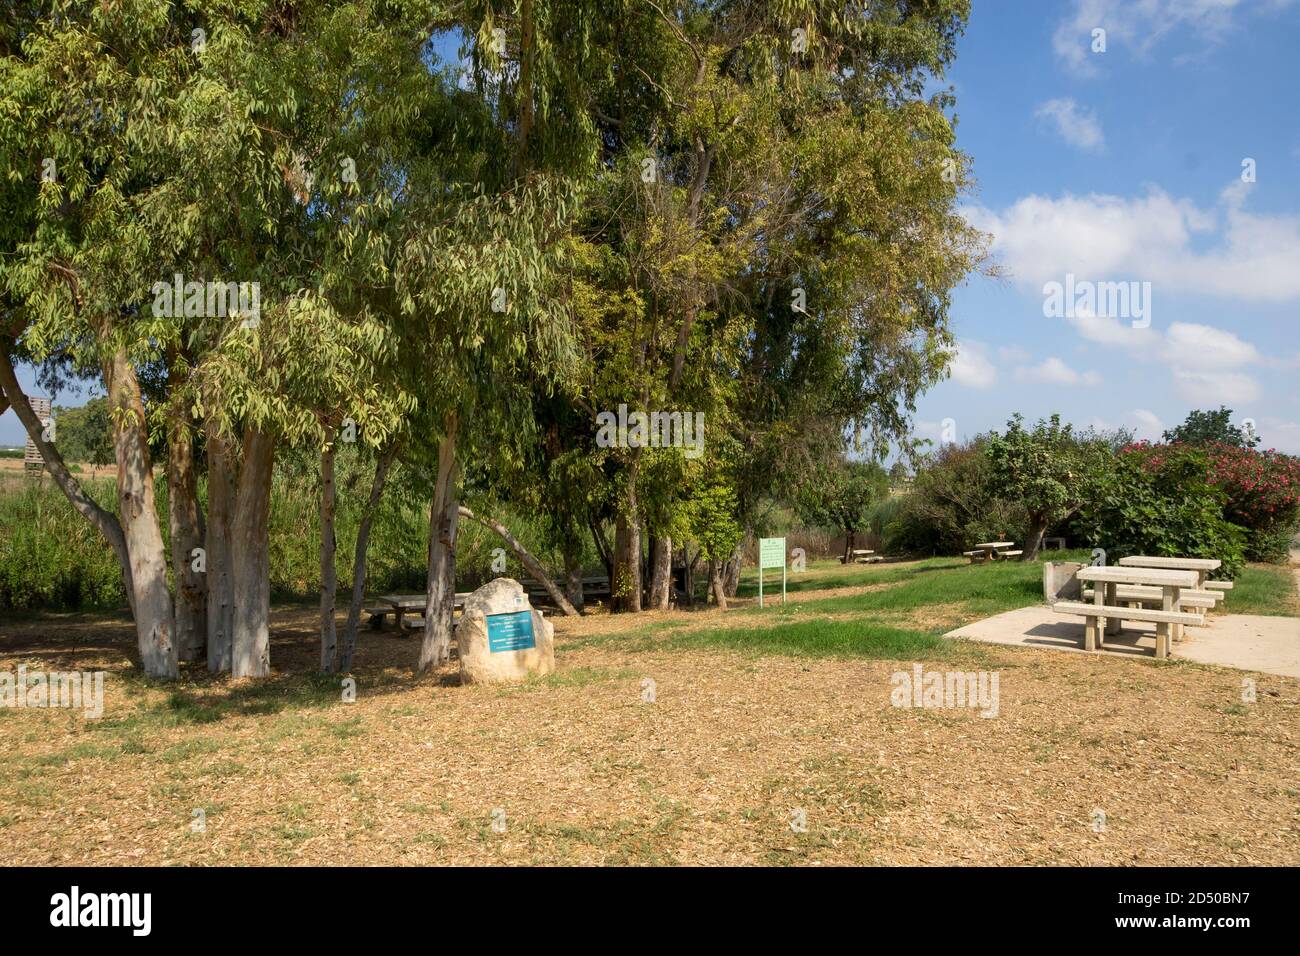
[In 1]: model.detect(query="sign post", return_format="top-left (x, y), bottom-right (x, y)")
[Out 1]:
top-left (758, 537), bottom-right (787, 608)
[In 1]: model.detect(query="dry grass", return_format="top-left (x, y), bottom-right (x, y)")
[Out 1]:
top-left (2, 589), bottom-right (1297, 866)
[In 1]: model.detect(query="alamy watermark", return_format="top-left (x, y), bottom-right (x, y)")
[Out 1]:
top-left (151, 274), bottom-right (261, 328)
top-left (1, 666), bottom-right (104, 718)
top-left (595, 403), bottom-right (704, 459)
top-left (890, 665), bottom-right (999, 718)
top-left (1042, 273), bottom-right (1150, 328)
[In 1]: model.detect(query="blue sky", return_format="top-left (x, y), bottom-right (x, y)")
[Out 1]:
top-left (3, 1), bottom-right (1298, 452)
top-left (913, 0), bottom-right (1300, 452)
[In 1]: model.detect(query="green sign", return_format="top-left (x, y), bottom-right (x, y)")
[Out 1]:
top-left (757, 537), bottom-right (787, 607)
top-left (486, 610), bottom-right (536, 653)
top-left (759, 536), bottom-right (786, 569)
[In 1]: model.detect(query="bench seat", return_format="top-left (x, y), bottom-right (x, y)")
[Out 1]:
top-left (999, 550), bottom-right (1024, 558)
top-left (1053, 602), bottom-right (1201, 625)
top-left (1205, 580), bottom-right (1234, 591)
top-left (1054, 600), bottom-right (1201, 658)
top-left (1082, 586), bottom-right (1219, 608)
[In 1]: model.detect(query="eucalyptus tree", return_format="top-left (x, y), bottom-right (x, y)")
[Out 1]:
top-left (394, 5), bottom-right (601, 672)
top-left (0, 0), bottom-right (198, 676)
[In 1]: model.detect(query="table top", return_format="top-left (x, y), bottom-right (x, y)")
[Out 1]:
top-left (1077, 566), bottom-right (1199, 587)
top-left (378, 593), bottom-right (470, 608)
top-left (973, 541), bottom-right (1015, 549)
top-left (1117, 556), bottom-right (1221, 571)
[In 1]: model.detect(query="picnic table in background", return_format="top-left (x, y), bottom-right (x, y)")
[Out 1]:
top-left (963, 541), bottom-right (1023, 563)
top-left (1056, 565), bottom-right (1200, 658)
top-left (850, 548), bottom-right (883, 564)
top-left (366, 593), bottom-right (471, 631)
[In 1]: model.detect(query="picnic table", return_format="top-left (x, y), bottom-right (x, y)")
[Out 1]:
top-left (849, 549), bottom-right (883, 564)
top-left (1058, 566), bottom-right (1200, 658)
top-left (367, 593), bottom-right (471, 630)
top-left (965, 541), bottom-right (1022, 563)
top-left (1116, 556), bottom-right (1228, 622)
top-left (1117, 555), bottom-right (1222, 588)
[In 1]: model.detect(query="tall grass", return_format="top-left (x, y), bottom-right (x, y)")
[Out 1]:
top-left (0, 447), bottom-right (584, 612)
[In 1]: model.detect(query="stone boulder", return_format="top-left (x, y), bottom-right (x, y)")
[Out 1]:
top-left (456, 577), bottom-right (555, 685)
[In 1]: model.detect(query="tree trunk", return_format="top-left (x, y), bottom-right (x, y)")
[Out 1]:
top-left (722, 541), bottom-right (743, 599)
top-left (648, 535), bottom-right (672, 610)
top-left (563, 541), bottom-right (585, 613)
top-left (418, 413), bottom-right (460, 673)
top-left (204, 430), bottom-right (237, 673)
top-left (458, 505), bottom-right (578, 616)
top-left (709, 558), bottom-right (727, 610)
top-left (166, 376), bottom-right (206, 663)
top-left (0, 349), bottom-right (134, 608)
top-left (684, 545), bottom-right (698, 607)
top-left (319, 431), bottom-right (339, 672)
top-left (106, 348), bottom-right (177, 679)
top-left (588, 515), bottom-right (614, 583)
top-left (231, 427), bottom-right (274, 679)
top-left (611, 457), bottom-right (642, 612)
top-left (341, 443), bottom-right (398, 673)
top-left (843, 529), bottom-right (853, 564)
top-left (1025, 518), bottom-right (1048, 562)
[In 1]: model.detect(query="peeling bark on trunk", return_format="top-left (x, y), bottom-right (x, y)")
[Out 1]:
top-left (204, 431), bottom-right (237, 673)
top-left (709, 558), bottom-right (727, 610)
top-left (459, 505), bottom-right (578, 616)
top-left (106, 349), bottom-right (177, 679)
top-left (722, 542), bottom-right (743, 599)
top-left (231, 427), bottom-right (274, 679)
top-left (341, 443), bottom-right (398, 673)
top-left (648, 535), bottom-right (672, 610)
top-left (319, 431), bottom-right (338, 672)
top-left (418, 414), bottom-right (460, 673)
top-left (166, 377), bottom-right (206, 663)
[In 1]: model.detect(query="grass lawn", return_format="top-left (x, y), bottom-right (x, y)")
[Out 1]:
top-left (1, 554), bottom-right (1296, 865)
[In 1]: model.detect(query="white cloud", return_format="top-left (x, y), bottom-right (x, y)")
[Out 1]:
top-left (964, 183), bottom-right (1300, 303)
top-left (1171, 369), bottom-right (1261, 404)
top-left (1035, 98), bottom-right (1105, 151)
top-left (949, 340), bottom-right (997, 389)
top-left (998, 345), bottom-right (1031, 363)
top-left (1014, 356), bottom-right (1102, 387)
top-left (1052, 0), bottom-right (1291, 73)
top-left (1132, 408), bottom-right (1165, 440)
top-left (1257, 416), bottom-right (1300, 454)
top-left (1161, 321), bottom-right (1262, 370)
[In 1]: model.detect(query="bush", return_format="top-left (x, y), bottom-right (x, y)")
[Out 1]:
top-left (881, 440), bottom-right (1028, 556)
top-left (1072, 445), bottom-right (1247, 578)
top-left (1204, 443), bottom-right (1300, 562)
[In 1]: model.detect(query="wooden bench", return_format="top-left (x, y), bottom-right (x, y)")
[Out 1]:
top-left (1053, 601), bottom-right (1202, 656)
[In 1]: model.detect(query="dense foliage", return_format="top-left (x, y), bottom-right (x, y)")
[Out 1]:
top-left (1073, 445), bottom-right (1247, 577)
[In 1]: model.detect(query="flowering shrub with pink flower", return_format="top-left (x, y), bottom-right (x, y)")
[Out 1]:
top-left (1122, 441), bottom-right (1300, 561)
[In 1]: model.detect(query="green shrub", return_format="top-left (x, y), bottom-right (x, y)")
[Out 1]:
top-left (881, 440), bottom-right (1027, 556)
top-left (1072, 445), bottom-right (1247, 578)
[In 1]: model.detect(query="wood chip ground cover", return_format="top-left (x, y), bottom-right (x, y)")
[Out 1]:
top-left (1, 557), bottom-right (1296, 865)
